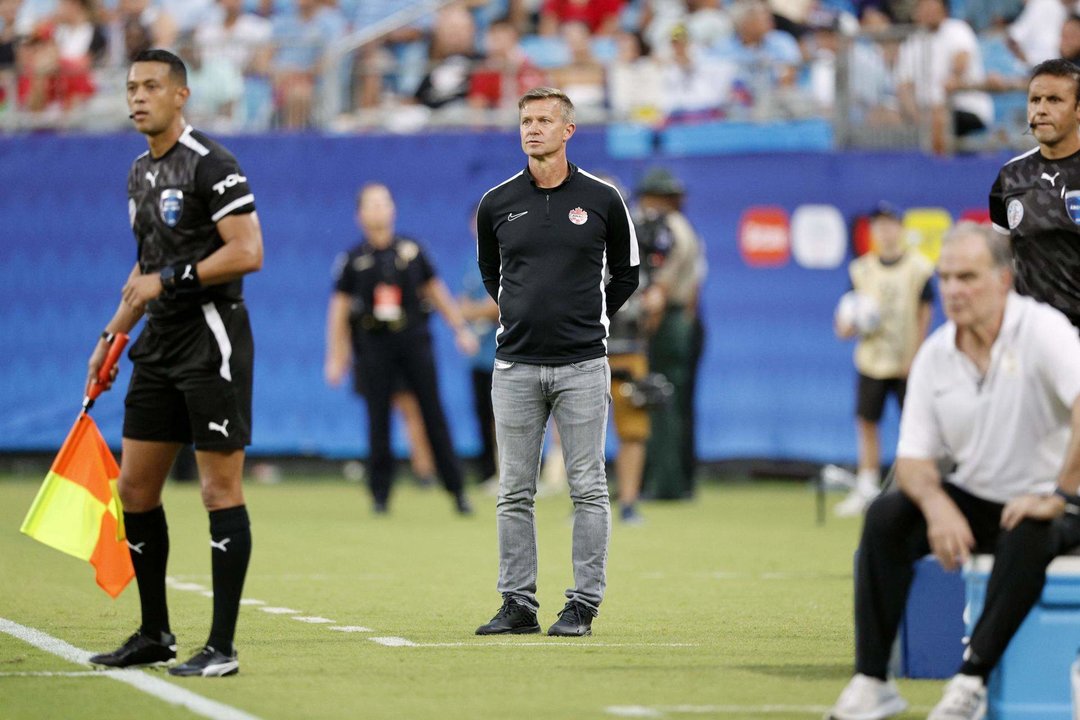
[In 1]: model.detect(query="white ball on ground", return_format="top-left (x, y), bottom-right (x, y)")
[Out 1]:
top-left (835, 291), bottom-right (881, 335)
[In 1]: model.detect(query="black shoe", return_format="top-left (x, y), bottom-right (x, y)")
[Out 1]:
top-left (454, 492), bottom-right (473, 516)
top-left (168, 646), bottom-right (239, 677)
top-left (475, 597), bottom-right (540, 635)
top-left (547, 601), bottom-right (594, 637)
top-left (89, 630), bottom-right (177, 668)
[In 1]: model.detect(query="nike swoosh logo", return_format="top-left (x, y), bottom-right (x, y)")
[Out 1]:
top-left (507, 211), bottom-right (528, 222)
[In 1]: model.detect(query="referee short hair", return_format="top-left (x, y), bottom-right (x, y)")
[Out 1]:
top-left (943, 222), bottom-right (1012, 268)
top-left (132, 49), bottom-right (188, 87)
top-left (1030, 58), bottom-right (1080, 103)
top-left (518, 87), bottom-right (575, 125)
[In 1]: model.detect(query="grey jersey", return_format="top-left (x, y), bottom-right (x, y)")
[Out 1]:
top-left (990, 146), bottom-right (1080, 328)
top-left (128, 125), bottom-right (256, 322)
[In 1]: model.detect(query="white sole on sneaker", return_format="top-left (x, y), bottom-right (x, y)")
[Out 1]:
top-left (826, 695), bottom-right (907, 720)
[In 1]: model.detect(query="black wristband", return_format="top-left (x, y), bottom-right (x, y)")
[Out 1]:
top-left (159, 263), bottom-right (200, 293)
top-left (1054, 487), bottom-right (1080, 515)
top-left (100, 331), bottom-right (114, 342)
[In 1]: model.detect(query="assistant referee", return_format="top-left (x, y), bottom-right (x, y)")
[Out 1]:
top-left (87, 49), bottom-right (263, 678)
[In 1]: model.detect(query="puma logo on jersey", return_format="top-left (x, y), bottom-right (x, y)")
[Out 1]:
top-left (210, 538), bottom-right (231, 553)
top-left (208, 419), bottom-right (230, 437)
top-left (128, 541), bottom-right (145, 555)
top-left (1042, 172), bottom-right (1060, 187)
top-left (212, 173), bottom-right (247, 195)
top-left (507, 211), bottom-right (528, 222)
top-left (145, 170), bottom-right (159, 188)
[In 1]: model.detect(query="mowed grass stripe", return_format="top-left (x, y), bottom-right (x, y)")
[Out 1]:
top-left (0, 476), bottom-right (948, 720)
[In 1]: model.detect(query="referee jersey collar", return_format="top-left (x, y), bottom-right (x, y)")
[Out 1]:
top-left (524, 161), bottom-right (577, 191)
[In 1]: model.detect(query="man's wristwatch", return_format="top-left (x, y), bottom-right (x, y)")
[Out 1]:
top-left (1053, 487), bottom-right (1080, 516)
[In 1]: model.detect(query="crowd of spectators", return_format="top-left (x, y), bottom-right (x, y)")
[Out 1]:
top-left (0, 0), bottom-right (1064, 140)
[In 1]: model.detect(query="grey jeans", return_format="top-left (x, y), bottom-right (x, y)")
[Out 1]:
top-left (491, 357), bottom-right (611, 614)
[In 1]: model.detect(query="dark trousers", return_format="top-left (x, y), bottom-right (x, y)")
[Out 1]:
top-left (356, 330), bottom-right (463, 504)
top-left (855, 484), bottom-right (1080, 680)
top-left (470, 366), bottom-right (497, 480)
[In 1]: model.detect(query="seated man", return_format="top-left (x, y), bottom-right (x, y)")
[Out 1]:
top-left (828, 223), bottom-right (1080, 720)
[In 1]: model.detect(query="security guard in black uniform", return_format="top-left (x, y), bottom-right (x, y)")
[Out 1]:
top-left (326, 183), bottom-right (477, 514)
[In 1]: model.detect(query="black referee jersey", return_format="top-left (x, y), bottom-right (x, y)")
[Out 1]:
top-left (476, 163), bottom-right (640, 364)
top-left (128, 124), bottom-right (256, 323)
top-left (990, 146), bottom-right (1080, 327)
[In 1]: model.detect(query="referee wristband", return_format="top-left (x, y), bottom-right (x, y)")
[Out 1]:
top-left (1054, 487), bottom-right (1080, 515)
top-left (159, 262), bottom-right (201, 293)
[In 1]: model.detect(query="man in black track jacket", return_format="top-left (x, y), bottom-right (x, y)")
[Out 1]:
top-left (474, 87), bottom-right (639, 638)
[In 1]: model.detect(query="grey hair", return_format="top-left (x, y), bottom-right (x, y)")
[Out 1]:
top-left (518, 87), bottom-right (575, 124)
top-left (942, 221), bottom-right (1012, 268)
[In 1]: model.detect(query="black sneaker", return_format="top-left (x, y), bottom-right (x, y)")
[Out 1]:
top-left (89, 630), bottom-right (177, 668)
top-left (168, 646), bottom-right (239, 677)
top-left (475, 596), bottom-right (540, 635)
top-left (547, 601), bottom-right (594, 637)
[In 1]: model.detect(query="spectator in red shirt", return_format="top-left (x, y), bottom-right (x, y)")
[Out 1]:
top-left (539, 0), bottom-right (624, 36)
top-left (468, 17), bottom-right (548, 111)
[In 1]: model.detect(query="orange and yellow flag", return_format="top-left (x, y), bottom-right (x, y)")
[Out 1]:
top-left (20, 414), bottom-right (134, 598)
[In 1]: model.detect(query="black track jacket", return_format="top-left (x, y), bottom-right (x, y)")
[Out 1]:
top-left (477, 162), bottom-right (640, 364)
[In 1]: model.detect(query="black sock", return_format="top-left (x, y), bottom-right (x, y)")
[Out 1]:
top-left (124, 506), bottom-right (170, 637)
top-left (207, 505), bottom-right (252, 655)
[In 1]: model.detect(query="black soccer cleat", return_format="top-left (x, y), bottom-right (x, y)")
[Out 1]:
top-left (168, 645), bottom-right (239, 677)
top-left (89, 630), bottom-right (177, 668)
top-left (475, 596), bottom-right (541, 635)
top-left (547, 601), bottom-right (594, 637)
top-left (454, 492), bottom-right (474, 516)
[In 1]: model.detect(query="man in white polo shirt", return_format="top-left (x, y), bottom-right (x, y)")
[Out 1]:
top-left (828, 223), bottom-right (1080, 720)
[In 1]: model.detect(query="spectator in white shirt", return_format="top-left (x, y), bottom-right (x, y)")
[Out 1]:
top-left (896, 0), bottom-right (993, 153)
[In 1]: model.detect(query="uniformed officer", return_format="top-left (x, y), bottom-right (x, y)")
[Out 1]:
top-left (88, 49), bottom-right (263, 677)
top-left (990, 58), bottom-right (1080, 329)
top-left (325, 183), bottom-right (477, 515)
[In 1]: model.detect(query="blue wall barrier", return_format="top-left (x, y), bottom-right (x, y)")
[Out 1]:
top-left (0, 130), bottom-right (1012, 463)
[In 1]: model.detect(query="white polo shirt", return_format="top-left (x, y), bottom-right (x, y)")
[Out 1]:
top-left (898, 292), bottom-right (1080, 503)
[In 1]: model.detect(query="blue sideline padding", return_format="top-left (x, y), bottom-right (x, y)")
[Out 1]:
top-left (0, 131), bottom-right (1008, 459)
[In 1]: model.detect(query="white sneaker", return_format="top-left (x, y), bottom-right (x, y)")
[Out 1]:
top-left (826, 674), bottom-right (907, 720)
top-left (834, 488), bottom-right (878, 518)
top-left (822, 464), bottom-right (857, 491)
top-left (927, 675), bottom-right (987, 720)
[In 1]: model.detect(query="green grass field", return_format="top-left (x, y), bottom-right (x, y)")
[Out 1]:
top-left (0, 475), bottom-right (947, 720)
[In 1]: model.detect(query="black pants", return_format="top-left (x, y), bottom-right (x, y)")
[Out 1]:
top-left (855, 483), bottom-right (1080, 679)
top-left (355, 329), bottom-right (463, 504)
top-left (470, 367), bottom-right (497, 480)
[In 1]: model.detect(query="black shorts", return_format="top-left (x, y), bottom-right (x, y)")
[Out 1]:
top-left (123, 301), bottom-right (253, 451)
top-left (856, 373), bottom-right (906, 423)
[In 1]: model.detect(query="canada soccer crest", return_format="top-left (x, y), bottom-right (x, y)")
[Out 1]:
top-left (568, 207), bottom-right (588, 225)
top-left (160, 188), bottom-right (184, 227)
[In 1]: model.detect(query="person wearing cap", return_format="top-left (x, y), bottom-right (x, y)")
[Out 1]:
top-left (634, 166), bottom-right (704, 501)
top-left (833, 202), bottom-right (934, 517)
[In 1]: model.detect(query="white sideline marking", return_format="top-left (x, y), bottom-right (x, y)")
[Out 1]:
top-left (166, 580), bottom-right (208, 593)
top-left (377, 641), bottom-right (697, 649)
top-left (291, 616), bottom-right (334, 624)
top-left (239, 599), bottom-right (266, 606)
top-left (257, 607), bottom-right (301, 615)
top-left (606, 705), bottom-right (931, 717)
top-left (200, 591), bottom-right (215, 598)
top-left (0, 670), bottom-right (104, 677)
top-left (370, 637), bottom-right (417, 647)
top-left (327, 626), bottom-right (373, 633)
top-left (0, 617), bottom-right (263, 720)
